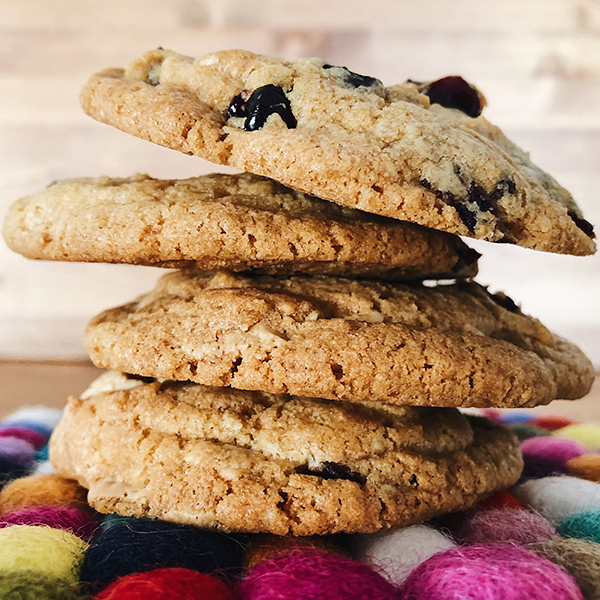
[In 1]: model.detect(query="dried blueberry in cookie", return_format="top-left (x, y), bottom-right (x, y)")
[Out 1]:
top-left (567, 210), bottom-right (596, 239)
top-left (323, 64), bottom-right (383, 91)
top-left (225, 89), bottom-right (251, 119)
top-left (419, 76), bottom-right (485, 118)
top-left (420, 177), bottom-right (516, 241)
top-left (226, 85), bottom-right (296, 131)
top-left (302, 461), bottom-right (367, 485)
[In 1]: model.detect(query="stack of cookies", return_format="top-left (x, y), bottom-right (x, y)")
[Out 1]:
top-left (3, 48), bottom-right (596, 537)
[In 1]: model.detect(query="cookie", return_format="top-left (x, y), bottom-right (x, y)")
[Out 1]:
top-left (2, 172), bottom-right (478, 279)
top-left (49, 371), bottom-right (523, 535)
top-left (80, 48), bottom-right (596, 255)
top-left (83, 270), bottom-right (595, 408)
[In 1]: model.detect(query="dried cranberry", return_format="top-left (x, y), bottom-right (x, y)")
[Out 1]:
top-left (420, 76), bottom-right (484, 118)
top-left (323, 64), bottom-right (382, 89)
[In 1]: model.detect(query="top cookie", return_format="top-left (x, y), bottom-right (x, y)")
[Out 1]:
top-left (80, 48), bottom-right (596, 255)
top-left (2, 172), bottom-right (478, 280)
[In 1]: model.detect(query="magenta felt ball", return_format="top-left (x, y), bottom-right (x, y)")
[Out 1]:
top-left (398, 544), bottom-right (583, 600)
top-left (0, 505), bottom-right (100, 541)
top-left (0, 427), bottom-right (47, 450)
top-left (238, 549), bottom-right (400, 600)
top-left (520, 437), bottom-right (587, 479)
top-left (455, 508), bottom-right (557, 546)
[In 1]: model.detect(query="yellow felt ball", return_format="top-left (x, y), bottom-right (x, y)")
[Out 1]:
top-left (554, 424), bottom-right (600, 450)
top-left (0, 525), bottom-right (88, 584)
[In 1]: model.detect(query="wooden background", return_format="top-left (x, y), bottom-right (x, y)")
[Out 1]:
top-left (1, 0), bottom-right (599, 376)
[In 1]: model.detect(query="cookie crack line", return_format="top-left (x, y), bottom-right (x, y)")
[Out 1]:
top-left (80, 48), bottom-right (595, 255)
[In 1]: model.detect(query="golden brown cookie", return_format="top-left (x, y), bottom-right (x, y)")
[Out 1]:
top-left (80, 48), bottom-right (596, 255)
top-left (1, 172), bottom-right (478, 279)
top-left (83, 270), bottom-right (595, 408)
top-left (49, 372), bottom-right (523, 535)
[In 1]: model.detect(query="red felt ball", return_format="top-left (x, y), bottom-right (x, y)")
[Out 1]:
top-left (477, 490), bottom-right (524, 511)
top-left (93, 568), bottom-right (236, 600)
top-left (533, 416), bottom-right (577, 432)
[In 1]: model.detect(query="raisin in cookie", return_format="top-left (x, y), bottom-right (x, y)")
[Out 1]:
top-left (2, 172), bottom-right (478, 280)
top-left (83, 270), bottom-right (595, 408)
top-left (50, 371), bottom-right (523, 535)
top-left (80, 48), bottom-right (595, 255)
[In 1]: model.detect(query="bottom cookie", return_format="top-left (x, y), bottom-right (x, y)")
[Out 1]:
top-left (50, 372), bottom-right (523, 536)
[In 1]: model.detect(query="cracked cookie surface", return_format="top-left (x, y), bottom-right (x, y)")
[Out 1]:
top-left (80, 48), bottom-right (596, 255)
top-left (2, 172), bottom-right (478, 280)
top-left (49, 372), bottom-right (523, 535)
top-left (83, 270), bottom-right (595, 408)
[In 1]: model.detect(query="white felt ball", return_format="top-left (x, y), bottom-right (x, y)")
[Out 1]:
top-left (32, 460), bottom-right (57, 475)
top-left (3, 407), bottom-right (63, 430)
top-left (514, 476), bottom-right (600, 522)
top-left (352, 524), bottom-right (456, 585)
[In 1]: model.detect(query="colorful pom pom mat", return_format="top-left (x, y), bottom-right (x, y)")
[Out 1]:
top-left (2, 406), bottom-right (600, 599)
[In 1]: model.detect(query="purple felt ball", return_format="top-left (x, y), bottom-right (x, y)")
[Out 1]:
top-left (520, 436), bottom-right (588, 480)
top-left (238, 549), bottom-right (400, 600)
top-left (0, 505), bottom-right (100, 541)
top-left (398, 544), bottom-right (583, 600)
top-left (0, 427), bottom-right (47, 451)
top-left (454, 508), bottom-right (557, 546)
top-left (0, 437), bottom-right (36, 469)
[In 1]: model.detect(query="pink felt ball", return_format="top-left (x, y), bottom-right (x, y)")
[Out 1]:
top-left (398, 544), bottom-right (583, 600)
top-left (0, 505), bottom-right (100, 541)
top-left (521, 437), bottom-right (588, 479)
top-left (238, 549), bottom-right (400, 600)
top-left (521, 437), bottom-right (588, 462)
top-left (454, 508), bottom-right (557, 546)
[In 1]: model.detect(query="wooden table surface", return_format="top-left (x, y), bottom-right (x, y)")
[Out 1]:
top-left (1, 359), bottom-right (598, 422)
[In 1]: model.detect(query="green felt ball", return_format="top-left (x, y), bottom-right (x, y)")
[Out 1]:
top-left (0, 525), bottom-right (88, 584)
top-left (0, 572), bottom-right (82, 600)
top-left (510, 424), bottom-right (551, 442)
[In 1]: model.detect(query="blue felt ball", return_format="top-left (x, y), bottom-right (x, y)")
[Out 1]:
top-left (500, 412), bottom-right (534, 425)
top-left (80, 517), bottom-right (244, 593)
top-left (559, 510), bottom-right (600, 544)
top-left (35, 445), bottom-right (50, 462)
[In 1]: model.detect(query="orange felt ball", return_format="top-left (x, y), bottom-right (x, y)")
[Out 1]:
top-left (0, 474), bottom-right (89, 517)
top-left (567, 454), bottom-right (600, 482)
